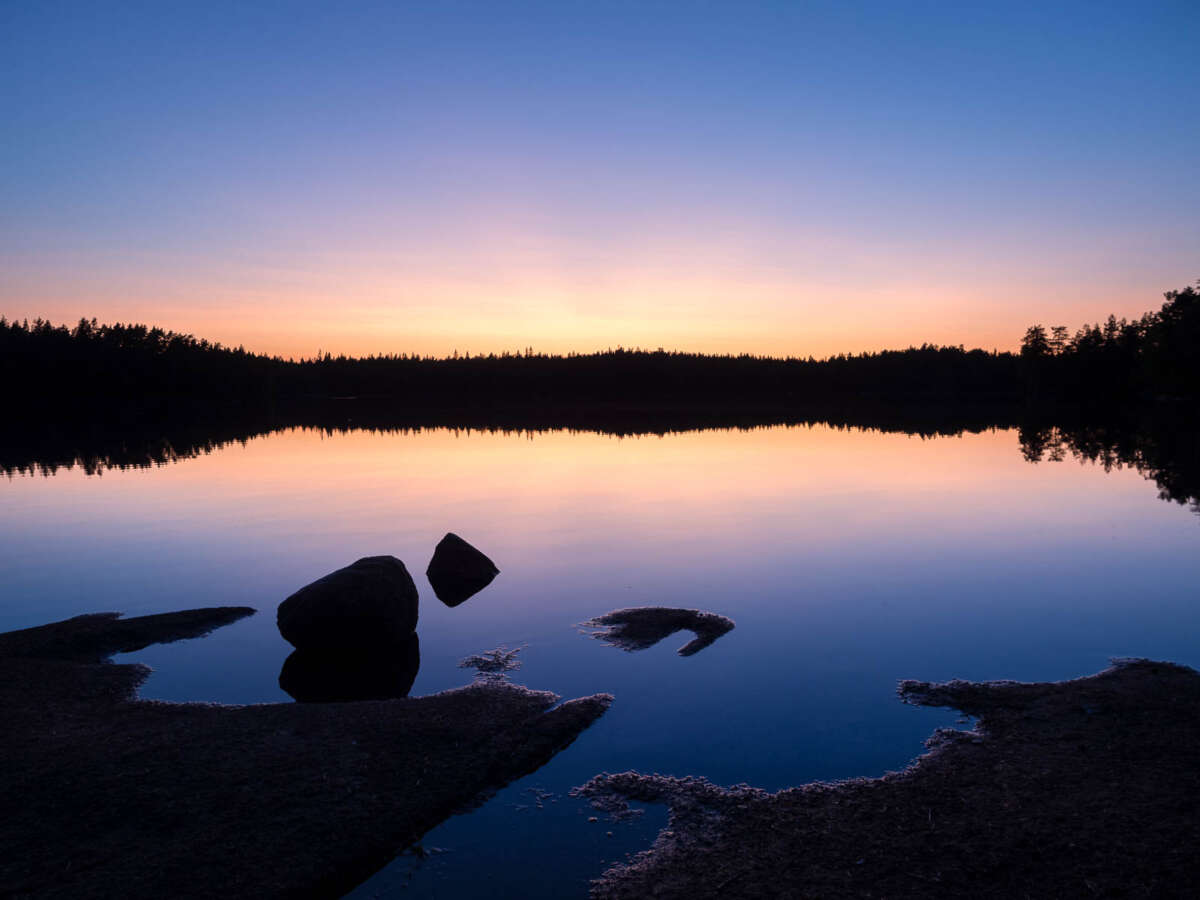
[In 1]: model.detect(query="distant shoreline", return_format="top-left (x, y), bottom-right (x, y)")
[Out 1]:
top-left (4, 284), bottom-right (1198, 412)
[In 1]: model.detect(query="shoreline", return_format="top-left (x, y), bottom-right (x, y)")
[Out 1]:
top-left (576, 659), bottom-right (1200, 898)
top-left (6, 609), bottom-right (1199, 898)
top-left (0, 609), bottom-right (611, 899)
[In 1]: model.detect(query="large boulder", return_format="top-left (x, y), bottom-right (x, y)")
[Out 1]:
top-left (277, 556), bottom-right (418, 650)
top-left (426, 533), bottom-right (500, 607)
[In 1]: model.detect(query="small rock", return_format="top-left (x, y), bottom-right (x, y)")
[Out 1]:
top-left (459, 645), bottom-right (523, 680)
top-left (581, 607), bottom-right (735, 656)
top-left (426, 533), bottom-right (499, 607)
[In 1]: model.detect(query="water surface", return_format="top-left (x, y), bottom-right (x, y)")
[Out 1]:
top-left (3, 422), bottom-right (1197, 896)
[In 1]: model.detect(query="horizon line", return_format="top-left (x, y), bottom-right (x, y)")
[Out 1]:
top-left (1, 311), bottom-right (1023, 365)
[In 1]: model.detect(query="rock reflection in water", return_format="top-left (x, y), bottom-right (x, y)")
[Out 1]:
top-left (582, 607), bottom-right (735, 657)
top-left (279, 632), bottom-right (421, 702)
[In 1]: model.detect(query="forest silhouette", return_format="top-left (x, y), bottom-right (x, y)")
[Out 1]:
top-left (4, 284), bottom-right (1196, 412)
top-left (1018, 284), bottom-right (1200, 400)
top-left (4, 284), bottom-right (1198, 510)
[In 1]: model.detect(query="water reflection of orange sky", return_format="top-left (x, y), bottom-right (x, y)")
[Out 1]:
top-left (8, 424), bottom-right (1165, 586)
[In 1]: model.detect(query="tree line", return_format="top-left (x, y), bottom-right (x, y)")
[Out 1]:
top-left (3, 282), bottom-right (1196, 413)
top-left (1019, 283), bottom-right (1200, 399)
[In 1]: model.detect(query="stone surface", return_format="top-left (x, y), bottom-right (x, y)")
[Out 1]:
top-left (277, 555), bottom-right (418, 650)
top-left (426, 533), bottom-right (500, 607)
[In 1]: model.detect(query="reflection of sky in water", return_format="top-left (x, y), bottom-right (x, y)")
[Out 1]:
top-left (3, 424), bottom-right (1199, 897)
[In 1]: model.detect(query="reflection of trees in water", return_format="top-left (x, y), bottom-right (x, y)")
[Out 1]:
top-left (5, 405), bottom-right (1197, 517)
top-left (0, 421), bottom-right (276, 477)
top-left (0, 401), bottom-right (1019, 478)
top-left (1020, 419), bottom-right (1200, 514)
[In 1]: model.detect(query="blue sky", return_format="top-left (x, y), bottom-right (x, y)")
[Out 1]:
top-left (3, 1), bottom-right (1197, 357)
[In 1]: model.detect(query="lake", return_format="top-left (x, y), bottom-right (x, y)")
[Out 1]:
top-left (3, 420), bottom-right (1198, 897)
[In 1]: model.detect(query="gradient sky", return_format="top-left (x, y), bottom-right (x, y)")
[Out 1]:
top-left (3, 0), bottom-right (1198, 359)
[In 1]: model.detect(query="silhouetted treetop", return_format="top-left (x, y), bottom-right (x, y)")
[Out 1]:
top-left (1019, 282), bottom-right (1200, 399)
top-left (4, 283), bottom-right (1196, 415)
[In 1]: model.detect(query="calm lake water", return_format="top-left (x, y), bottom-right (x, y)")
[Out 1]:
top-left (3, 422), bottom-right (1199, 897)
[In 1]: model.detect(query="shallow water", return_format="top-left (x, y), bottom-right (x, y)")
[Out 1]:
top-left (3, 422), bottom-right (1198, 897)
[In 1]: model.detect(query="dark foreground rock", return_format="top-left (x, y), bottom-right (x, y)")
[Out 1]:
top-left (582, 607), bottom-right (735, 656)
top-left (277, 555), bottom-right (419, 650)
top-left (0, 609), bottom-right (611, 899)
top-left (575, 659), bottom-right (1200, 898)
top-left (279, 632), bottom-right (421, 702)
top-left (426, 533), bottom-right (500, 607)
top-left (0, 606), bottom-right (255, 661)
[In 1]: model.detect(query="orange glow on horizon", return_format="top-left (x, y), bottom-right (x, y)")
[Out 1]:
top-left (1, 276), bottom-right (1166, 362)
top-left (3, 209), bottom-right (1178, 360)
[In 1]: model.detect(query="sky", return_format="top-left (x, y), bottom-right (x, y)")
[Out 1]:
top-left (2, 0), bottom-right (1198, 360)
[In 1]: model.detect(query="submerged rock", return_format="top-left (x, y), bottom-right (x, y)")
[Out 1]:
top-left (577, 659), bottom-right (1200, 899)
top-left (279, 632), bottom-right (421, 702)
top-left (459, 644), bottom-right (523, 681)
top-left (277, 556), bottom-right (418, 650)
top-left (582, 607), bottom-right (735, 656)
top-left (426, 533), bottom-right (499, 607)
top-left (0, 608), bottom-right (612, 899)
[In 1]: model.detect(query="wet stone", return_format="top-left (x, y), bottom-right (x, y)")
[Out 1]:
top-left (426, 533), bottom-right (500, 607)
top-left (581, 607), bottom-right (735, 656)
top-left (277, 555), bottom-right (419, 651)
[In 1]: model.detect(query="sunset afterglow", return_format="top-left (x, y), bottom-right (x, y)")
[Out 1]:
top-left (3, 2), bottom-right (1197, 358)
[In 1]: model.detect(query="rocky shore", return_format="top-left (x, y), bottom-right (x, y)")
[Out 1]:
top-left (576, 659), bottom-right (1200, 898)
top-left (0, 608), bottom-right (611, 899)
